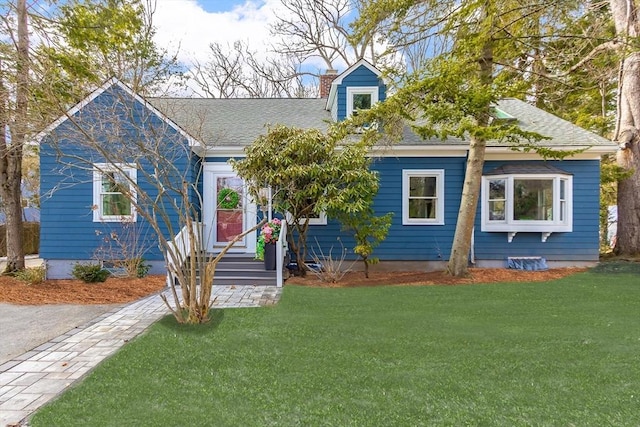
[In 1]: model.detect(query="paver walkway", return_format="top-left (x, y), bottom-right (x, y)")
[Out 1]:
top-left (0, 285), bottom-right (281, 427)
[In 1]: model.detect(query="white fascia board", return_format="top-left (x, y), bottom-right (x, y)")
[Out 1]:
top-left (34, 77), bottom-right (120, 144)
top-left (333, 59), bottom-right (382, 85)
top-left (369, 143), bottom-right (613, 159)
top-left (485, 145), bottom-right (616, 160)
top-left (201, 146), bottom-right (246, 158)
top-left (34, 77), bottom-right (205, 154)
top-left (326, 84), bottom-right (337, 111)
top-left (109, 80), bottom-right (203, 152)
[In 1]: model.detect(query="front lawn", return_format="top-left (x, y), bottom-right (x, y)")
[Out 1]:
top-left (31, 271), bottom-right (640, 426)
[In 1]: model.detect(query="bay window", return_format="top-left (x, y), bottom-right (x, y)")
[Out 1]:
top-left (481, 169), bottom-right (572, 241)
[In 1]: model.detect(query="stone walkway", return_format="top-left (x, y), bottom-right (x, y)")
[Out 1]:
top-left (0, 285), bottom-right (282, 427)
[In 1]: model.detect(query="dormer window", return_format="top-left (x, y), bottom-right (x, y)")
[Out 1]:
top-left (347, 87), bottom-right (378, 117)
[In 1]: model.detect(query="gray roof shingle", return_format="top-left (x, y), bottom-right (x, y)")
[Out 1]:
top-left (484, 163), bottom-right (573, 176)
top-left (398, 98), bottom-right (614, 147)
top-left (494, 98), bottom-right (613, 147)
top-left (148, 96), bottom-right (614, 150)
top-left (149, 98), bottom-right (331, 146)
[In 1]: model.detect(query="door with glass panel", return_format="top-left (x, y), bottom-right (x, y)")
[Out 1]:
top-left (203, 163), bottom-right (256, 253)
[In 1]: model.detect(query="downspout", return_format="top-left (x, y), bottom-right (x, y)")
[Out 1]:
top-left (470, 227), bottom-right (475, 265)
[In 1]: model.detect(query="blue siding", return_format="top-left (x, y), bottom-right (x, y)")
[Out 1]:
top-left (335, 65), bottom-right (386, 121)
top-left (40, 78), bottom-right (603, 266)
top-left (305, 156), bottom-right (466, 261)
top-left (305, 157), bottom-right (602, 263)
top-left (40, 84), bottom-right (196, 262)
top-left (474, 160), bottom-right (601, 262)
top-left (191, 155), bottom-right (203, 220)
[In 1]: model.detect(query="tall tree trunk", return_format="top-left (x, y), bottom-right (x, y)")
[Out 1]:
top-left (446, 33), bottom-right (493, 277)
top-left (1, 0), bottom-right (29, 273)
top-left (610, 0), bottom-right (640, 255)
top-left (614, 53), bottom-right (640, 254)
top-left (446, 136), bottom-right (487, 276)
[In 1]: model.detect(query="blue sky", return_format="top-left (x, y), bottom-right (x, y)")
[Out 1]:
top-left (198, 0), bottom-right (250, 13)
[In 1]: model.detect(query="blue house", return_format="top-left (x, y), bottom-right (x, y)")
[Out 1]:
top-left (38, 60), bottom-right (616, 280)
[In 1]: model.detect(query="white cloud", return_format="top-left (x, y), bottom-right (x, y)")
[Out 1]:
top-left (150, 0), bottom-right (395, 96)
top-left (153, 0), bottom-right (284, 67)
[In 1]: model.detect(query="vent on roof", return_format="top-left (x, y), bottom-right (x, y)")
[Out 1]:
top-left (490, 107), bottom-right (517, 124)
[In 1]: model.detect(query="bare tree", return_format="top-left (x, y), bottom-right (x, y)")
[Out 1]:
top-left (0, 0), bottom-right (29, 273)
top-left (190, 0), bottom-right (398, 99)
top-left (191, 41), bottom-right (316, 98)
top-left (271, 0), bottom-right (376, 68)
top-left (610, 0), bottom-right (640, 256)
top-left (42, 82), bottom-right (265, 323)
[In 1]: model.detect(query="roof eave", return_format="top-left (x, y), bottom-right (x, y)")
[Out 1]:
top-left (35, 77), bottom-right (203, 151)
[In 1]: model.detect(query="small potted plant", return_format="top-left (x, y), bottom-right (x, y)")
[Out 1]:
top-left (257, 218), bottom-right (282, 270)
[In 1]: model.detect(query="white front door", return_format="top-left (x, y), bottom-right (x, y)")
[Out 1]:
top-left (203, 163), bottom-right (257, 253)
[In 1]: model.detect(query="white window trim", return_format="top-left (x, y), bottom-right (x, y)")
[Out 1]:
top-left (93, 163), bottom-right (137, 222)
top-left (481, 174), bottom-right (573, 238)
top-left (346, 86), bottom-right (379, 117)
top-left (285, 211), bottom-right (327, 226)
top-left (402, 169), bottom-right (445, 225)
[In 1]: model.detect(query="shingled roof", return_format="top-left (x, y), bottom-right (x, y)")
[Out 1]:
top-left (148, 96), bottom-right (613, 150)
top-left (398, 98), bottom-right (614, 148)
top-left (148, 98), bottom-right (331, 146)
top-left (494, 98), bottom-right (612, 147)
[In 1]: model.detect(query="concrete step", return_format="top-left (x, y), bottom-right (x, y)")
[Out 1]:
top-left (216, 261), bottom-right (265, 270)
top-left (186, 254), bottom-right (278, 286)
top-left (215, 268), bottom-right (276, 277)
top-left (213, 275), bottom-right (277, 286)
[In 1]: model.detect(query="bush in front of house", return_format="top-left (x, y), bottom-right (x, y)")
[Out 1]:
top-left (72, 263), bottom-right (110, 283)
top-left (15, 266), bottom-right (46, 285)
top-left (135, 258), bottom-right (151, 278)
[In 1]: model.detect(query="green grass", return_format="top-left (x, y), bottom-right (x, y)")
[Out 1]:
top-left (32, 271), bottom-right (640, 426)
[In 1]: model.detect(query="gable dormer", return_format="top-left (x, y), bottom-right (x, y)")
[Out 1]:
top-left (325, 59), bottom-right (386, 122)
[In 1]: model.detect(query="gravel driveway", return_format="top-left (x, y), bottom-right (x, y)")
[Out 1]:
top-left (0, 303), bottom-right (122, 366)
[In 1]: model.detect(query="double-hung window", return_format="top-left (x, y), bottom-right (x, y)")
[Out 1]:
top-left (402, 169), bottom-right (445, 225)
top-left (93, 163), bottom-right (137, 222)
top-left (481, 166), bottom-right (572, 240)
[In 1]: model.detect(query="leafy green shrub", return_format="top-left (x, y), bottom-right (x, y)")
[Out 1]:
top-left (135, 258), bottom-right (151, 278)
top-left (72, 263), bottom-right (110, 283)
top-left (15, 266), bottom-right (46, 285)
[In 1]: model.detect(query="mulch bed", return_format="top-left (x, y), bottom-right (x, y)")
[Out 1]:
top-left (286, 267), bottom-right (587, 287)
top-left (0, 268), bottom-right (587, 305)
top-left (0, 275), bottom-right (167, 305)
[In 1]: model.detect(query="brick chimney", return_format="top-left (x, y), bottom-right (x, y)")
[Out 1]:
top-left (319, 69), bottom-right (338, 98)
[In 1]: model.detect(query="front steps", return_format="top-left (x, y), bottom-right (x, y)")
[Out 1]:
top-left (208, 254), bottom-right (277, 286)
